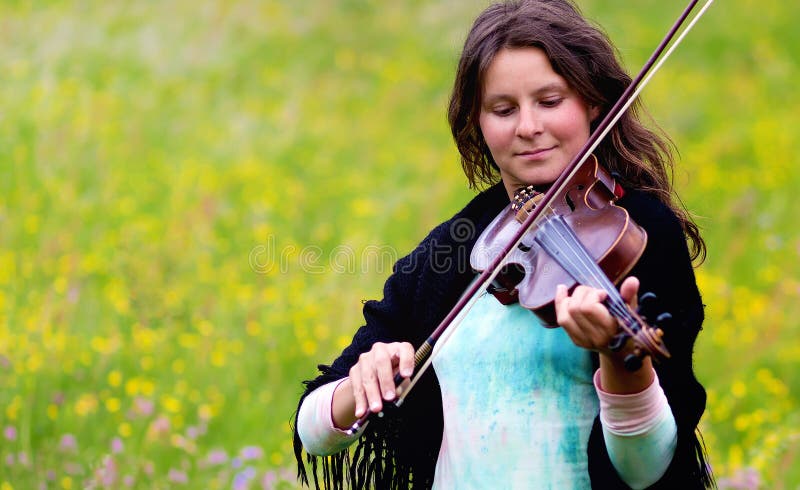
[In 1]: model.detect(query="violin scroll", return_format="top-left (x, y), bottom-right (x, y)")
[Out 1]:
top-left (608, 291), bottom-right (672, 371)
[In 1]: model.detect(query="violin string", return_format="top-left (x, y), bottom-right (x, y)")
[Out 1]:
top-left (545, 216), bottom-right (637, 328)
top-left (534, 211), bottom-right (637, 329)
top-left (536, 224), bottom-right (637, 335)
top-left (534, 208), bottom-right (613, 295)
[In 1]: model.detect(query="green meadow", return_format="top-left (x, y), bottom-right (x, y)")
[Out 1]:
top-left (1, 0), bottom-right (798, 488)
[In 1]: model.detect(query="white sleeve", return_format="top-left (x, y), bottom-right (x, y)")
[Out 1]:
top-left (594, 369), bottom-right (678, 490)
top-left (297, 378), bottom-right (366, 456)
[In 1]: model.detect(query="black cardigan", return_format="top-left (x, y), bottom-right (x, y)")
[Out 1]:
top-left (293, 183), bottom-right (712, 489)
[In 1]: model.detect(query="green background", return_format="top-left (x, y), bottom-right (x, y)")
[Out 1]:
top-left (1, 0), bottom-right (797, 488)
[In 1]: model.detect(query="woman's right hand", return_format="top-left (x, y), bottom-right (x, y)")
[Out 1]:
top-left (331, 342), bottom-right (415, 429)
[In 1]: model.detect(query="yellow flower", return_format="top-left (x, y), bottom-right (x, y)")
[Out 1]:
top-left (141, 379), bottom-right (155, 396)
top-left (210, 350), bottom-right (226, 367)
top-left (198, 404), bottom-right (213, 421)
top-left (75, 393), bottom-right (99, 417)
top-left (161, 395), bottom-right (182, 414)
top-left (245, 321), bottom-right (261, 337)
top-left (119, 422), bottom-right (132, 438)
top-left (731, 380), bottom-right (747, 398)
top-left (125, 378), bottom-right (140, 396)
top-left (300, 339), bottom-right (317, 356)
top-left (105, 397), bottom-right (121, 413)
top-left (6, 396), bottom-right (21, 421)
top-left (25, 354), bottom-right (43, 373)
top-left (108, 370), bottom-right (122, 387)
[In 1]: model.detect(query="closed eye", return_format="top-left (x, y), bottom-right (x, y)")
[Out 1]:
top-left (540, 97), bottom-right (564, 108)
top-left (492, 106), bottom-right (515, 117)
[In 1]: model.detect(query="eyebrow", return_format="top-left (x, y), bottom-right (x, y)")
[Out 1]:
top-left (483, 82), bottom-right (569, 105)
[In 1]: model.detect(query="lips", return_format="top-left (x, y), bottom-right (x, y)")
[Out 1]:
top-left (515, 146), bottom-right (555, 159)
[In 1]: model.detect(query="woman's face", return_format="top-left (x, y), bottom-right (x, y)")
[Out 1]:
top-left (478, 47), bottom-right (599, 199)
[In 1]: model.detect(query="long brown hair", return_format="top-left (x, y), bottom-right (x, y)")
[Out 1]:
top-left (447, 0), bottom-right (706, 263)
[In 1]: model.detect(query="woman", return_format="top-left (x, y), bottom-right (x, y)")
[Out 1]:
top-left (293, 0), bottom-right (712, 488)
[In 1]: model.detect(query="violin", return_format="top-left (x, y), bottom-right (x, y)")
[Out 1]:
top-left (346, 0), bottom-right (714, 435)
top-left (471, 154), bottom-right (670, 370)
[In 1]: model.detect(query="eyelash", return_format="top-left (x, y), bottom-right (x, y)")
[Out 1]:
top-left (491, 98), bottom-right (564, 116)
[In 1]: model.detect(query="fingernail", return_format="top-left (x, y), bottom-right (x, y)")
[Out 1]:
top-left (355, 406), bottom-right (364, 417)
top-left (370, 401), bottom-right (381, 411)
top-left (402, 369), bottom-right (412, 377)
top-left (384, 391), bottom-right (395, 400)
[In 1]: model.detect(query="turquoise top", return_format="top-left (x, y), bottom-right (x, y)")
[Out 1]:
top-left (432, 290), bottom-right (598, 489)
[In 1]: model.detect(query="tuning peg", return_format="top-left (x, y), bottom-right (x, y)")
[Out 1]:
top-left (624, 352), bottom-right (644, 372)
top-left (636, 292), bottom-right (658, 319)
top-left (655, 312), bottom-right (673, 330)
top-left (608, 332), bottom-right (629, 352)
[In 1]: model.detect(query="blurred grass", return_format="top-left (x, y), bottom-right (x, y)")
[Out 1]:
top-left (0, 0), bottom-right (798, 488)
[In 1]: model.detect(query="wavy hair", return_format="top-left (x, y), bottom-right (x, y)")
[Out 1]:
top-left (447, 0), bottom-right (706, 263)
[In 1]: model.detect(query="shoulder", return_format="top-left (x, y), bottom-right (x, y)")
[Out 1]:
top-left (616, 188), bottom-right (699, 310)
top-left (428, 182), bottom-right (509, 242)
top-left (617, 189), bottom-right (690, 259)
top-left (399, 182), bottom-right (508, 268)
top-left (617, 189), bottom-right (682, 236)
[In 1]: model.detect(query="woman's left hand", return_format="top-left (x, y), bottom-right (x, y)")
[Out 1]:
top-left (554, 276), bottom-right (640, 356)
top-left (555, 276), bottom-right (655, 393)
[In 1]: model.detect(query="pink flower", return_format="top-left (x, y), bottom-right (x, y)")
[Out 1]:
top-left (240, 445), bottom-right (263, 461)
top-left (186, 426), bottom-right (200, 440)
top-left (205, 449), bottom-right (228, 466)
top-left (94, 455), bottom-right (117, 487)
top-left (3, 426), bottom-right (17, 441)
top-left (59, 434), bottom-right (78, 452)
top-left (111, 437), bottom-right (124, 454)
top-left (261, 471), bottom-right (277, 490)
top-left (147, 416), bottom-right (170, 439)
top-left (167, 468), bottom-right (188, 484)
top-left (133, 397), bottom-right (154, 418)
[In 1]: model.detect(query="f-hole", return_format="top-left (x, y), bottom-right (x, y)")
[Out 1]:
top-left (497, 262), bottom-right (526, 290)
top-left (565, 184), bottom-right (584, 212)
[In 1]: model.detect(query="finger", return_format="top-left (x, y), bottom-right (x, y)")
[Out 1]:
top-left (398, 342), bottom-right (415, 378)
top-left (374, 345), bottom-right (398, 402)
top-left (349, 365), bottom-right (367, 418)
top-left (555, 284), bottom-right (573, 327)
top-left (620, 276), bottom-right (640, 310)
top-left (358, 353), bottom-right (383, 413)
top-left (566, 286), bottom-right (597, 325)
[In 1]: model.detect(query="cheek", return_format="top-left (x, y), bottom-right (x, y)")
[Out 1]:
top-left (479, 115), bottom-right (510, 154)
top-left (553, 114), bottom-right (591, 146)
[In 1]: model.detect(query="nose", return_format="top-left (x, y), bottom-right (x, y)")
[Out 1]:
top-left (515, 106), bottom-right (542, 139)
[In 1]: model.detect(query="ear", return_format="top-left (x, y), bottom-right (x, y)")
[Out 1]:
top-left (589, 104), bottom-right (601, 122)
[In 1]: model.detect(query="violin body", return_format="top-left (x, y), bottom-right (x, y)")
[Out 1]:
top-left (471, 155), bottom-right (647, 326)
